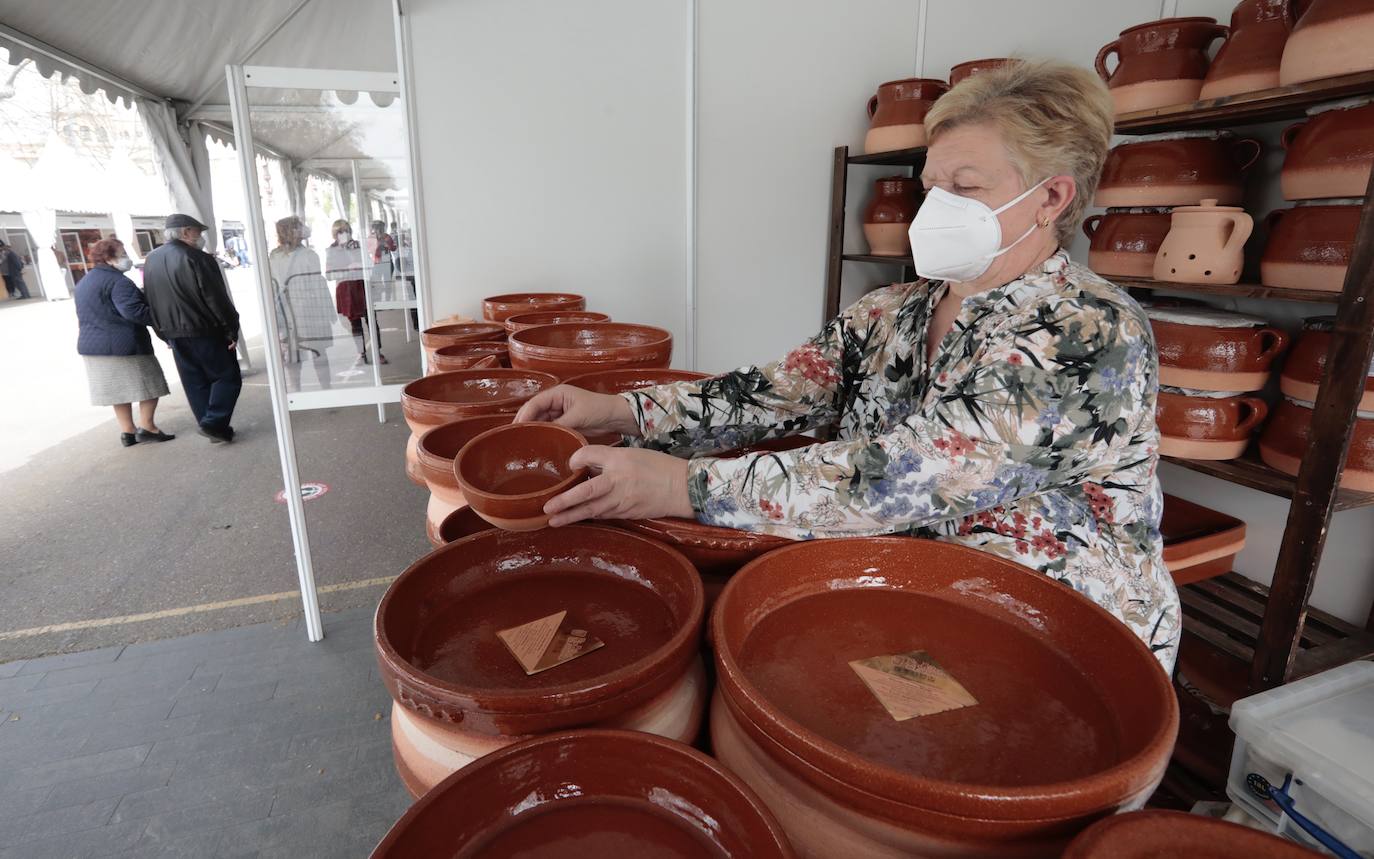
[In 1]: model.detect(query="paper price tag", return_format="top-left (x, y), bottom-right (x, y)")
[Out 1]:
top-left (849, 650), bottom-right (977, 721)
top-left (497, 610), bottom-right (605, 676)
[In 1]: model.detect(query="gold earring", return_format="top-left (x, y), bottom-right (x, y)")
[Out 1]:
top-left (1037, 216), bottom-right (1050, 228)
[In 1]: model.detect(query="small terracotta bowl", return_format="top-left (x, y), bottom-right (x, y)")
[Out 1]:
top-left (418, 416), bottom-right (514, 542)
top-left (369, 729), bottom-right (795, 859)
top-left (508, 322), bottom-right (673, 380)
top-left (428, 505), bottom-right (493, 550)
top-left (1063, 809), bottom-right (1317, 858)
top-left (504, 310), bottom-right (610, 335)
top-left (454, 422), bottom-right (589, 531)
top-left (420, 323), bottom-right (505, 361)
top-left (429, 342), bottom-right (509, 374)
top-left (482, 292), bottom-right (586, 323)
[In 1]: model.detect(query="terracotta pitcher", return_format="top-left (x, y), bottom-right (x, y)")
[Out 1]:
top-left (1200, 0), bottom-right (1296, 99)
top-left (1096, 132), bottom-right (1262, 207)
top-left (862, 176), bottom-right (922, 256)
top-left (949, 58), bottom-right (1016, 87)
top-left (1279, 0), bottom-right (1374, 84)
top-left (1279, 98), bottom-right (1374, 200)
top-left (1154, 199), bottom-right (1254, 285)
top-left (864, 78), bottom-right (948, 154)
top-left (1083, 208), bottom-right (1173, 278)
top-left (1097, 17), bottom-right (1230, 115)
top-left (1261, 200), bottom-right (1361, 292)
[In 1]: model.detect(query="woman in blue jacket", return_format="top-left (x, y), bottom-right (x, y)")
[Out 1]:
top-left (75, 238), bottom-right (174, 447)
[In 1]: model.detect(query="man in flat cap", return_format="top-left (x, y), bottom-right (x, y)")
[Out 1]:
top-left (143, 214), bottom-right (242, 443)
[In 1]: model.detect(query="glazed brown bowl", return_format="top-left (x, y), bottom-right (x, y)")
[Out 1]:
top-left (370, 729), bottom-right (795, 859)
top-left (949, 58), bottom-right (1016, 86)
top-left (1156, 389), bottom-right (1268, 460)
top-left (420, 323), bottom-right (506, 360)
top-left (1147, 307), bottom-right (1289, 392)
top-left (711, 537), bottom-right (1177, 853)
top-left (1260, 397), bottom-right (1374, 491)
top-left (428, 505), bottom-right (494, 550)
top-left (1096, 133), bottom-right (1261, 208)
top-left (503, 310), bottom-right (610, 335)
top-left (1261, 201), bottom-right (1361, 292)
top-left (1280, 317), bottom-right (1374, 411)
top-left (418, 415), bottom-right (514, 507)
top-left (454, 422), bottom-right (589, 531)
top-left (565, 367), bottom-right (711, 394)
top-left (375, 525), bottom-right (704, 736)
top-left (1279, 100), bottom-right (1374, 200)
top-left (482, 292), bottom-right (586, 323)
top-left (401, 369), bottom-right (559, 436)
top-left (1083, 208), bottom-right (1173, 278)
top-left (508, 322), bottom-right (673, 381)
top-left (430, 342), bottom-right (509, 374)
top-left (1063, 809), bottom-right (1318, 858)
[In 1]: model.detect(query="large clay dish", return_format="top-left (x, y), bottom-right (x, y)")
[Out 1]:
top-left (1063, 809), bottom-right (1317, 858)
top-left (482, 292), bottom-right (586, 323)
top-left (508, 322), bottom-right (673, 380)
top-left (712, 538), bottom-right (1178, 829)
top-left (401, 369), bottom-right (558, 434)
top-left (504, 310), bottom-right (609, 334)
top-left (430, 342), bottom-right (509, 373)
top-left (1160, 494), bottom-right (1246, 586)
top-left (370, 729), bottom-right (795, 859)
top-left (375, 525), bottom-right (704, 736)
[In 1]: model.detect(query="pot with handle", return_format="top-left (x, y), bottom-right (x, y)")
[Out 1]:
top-left (863, 78), bottom-right (948, 155)
top-left (1278, 99), bottom-right (1374, 200)
top-left (1200, 0), bottom-right (1296, 99)
top-left (1097, 17), bottom-right (1230, 115)
top-left (1279, 0), bottom-right (1374, 85)
top-left (1083, 208), bottom-right (1174, 278)
top-left (1157, 390), bottom-right (1269, 460)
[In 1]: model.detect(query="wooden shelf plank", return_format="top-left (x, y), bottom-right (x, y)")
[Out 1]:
top-left (847, 147), bottom-right (926, 166)
top-left (1115, 70), bottom-right (1374, 134)
top-left (841, 253), bottom-right (914, 266)
top-left (1161, 453), bottom-right (1374, 511)
top-left (1113, 276), bottom-right (1339, 304)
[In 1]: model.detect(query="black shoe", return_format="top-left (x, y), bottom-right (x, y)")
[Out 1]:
top-left (120, 432), bottom-right (137, 447)
top-left (136, 429), bottom-right (176, 443)
top-left (197, 425), bottom-right (233, 444)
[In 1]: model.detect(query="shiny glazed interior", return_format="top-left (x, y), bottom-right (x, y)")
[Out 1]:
top-left (513, 323), bottom-right (673, 353)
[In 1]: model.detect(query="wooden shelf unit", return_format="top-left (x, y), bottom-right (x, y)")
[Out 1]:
top-left (1161, 452), bottom-right (1374, 511)
top-left (1113, 276), bottom-right (1339, 305)
top-left (1114, 69), bottom-right (1374, 134)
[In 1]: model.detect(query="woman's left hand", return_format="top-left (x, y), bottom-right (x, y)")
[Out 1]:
top-left (545, 446), bottom-right (695, 527)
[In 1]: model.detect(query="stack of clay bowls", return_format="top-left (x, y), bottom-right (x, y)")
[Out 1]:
top-left (503, 310), bottom-right (608, 335)
top-left (948, 58), bottom-right (1016, 87)
top-left (419, 322), bottom-right (505, 363)
top-left (1279, 0), bottom-right (1374, 85)
top-left (863, 78), bottom-right (948, 154)
top-left (1096, 17), bottom-right (1230, 115)
top-left (862, 176), bottom-right (923, 256)
top-left (1199, 0), bottom-right (1296, 100)
top-left (374, 526), bottom-right (707, 797)
top-left (710, 538), bottom-right (1178, 858)
top-left (508, 322), bottom-right (673, 381)
top-left (427, 341), bottom-right (508, 374)
top-left (370, 730), bottom-right (795, 858)
top-left (416, 415), bottom-right (511, 545)
top-left (1153, 199), bottom-right (1254, 286)
top-left (1063, 809), bottom-right (1318, 858)
top-left (481, 292), bottom-right (586, 324)
top-left (1147, 306), bottom-right (1288, 460)
top-left (399, 368), bottom-right (557, 486)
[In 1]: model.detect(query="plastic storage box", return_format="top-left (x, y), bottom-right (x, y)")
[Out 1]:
top-left (1228, 661), bottom-right (1374, 856)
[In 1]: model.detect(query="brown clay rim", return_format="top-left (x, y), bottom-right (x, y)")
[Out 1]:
top-left (432, 341), bottom-right (508, 359)
top-left (375, 525), bottom-right (704, 717)
top-left (1117, 15), bottom-right (1218, 34)
top-left (509, 322), bottom-right (673, 359)
top-left (420, 322), bottom-right (505, 343)
top-left (453, 422), bottom-right (589, 507)
top-left (369, 729), bottom-right (795, 859)
top-left (401, 369), bottom-right (558, 414)
top-left (504, 310), bottom-right (610, 333)
top-left (563, 367), bottom-right (711, 393)
top-left (484, 291), bottom-right (585, 304)
top-left (1062, 809), bottom-right (1317, 858)
top-left (874, 76), bottom-right (949, 90)
top-left (711, 537), bottom-right (1179, 821)
top-left (415, 415), bottom-right (513, 475)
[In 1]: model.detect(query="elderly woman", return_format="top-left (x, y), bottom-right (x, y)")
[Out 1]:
top-left (324, 219), bottom-right (386, 365)
top-left (74, 238), bottom-right (174, 446)
top-left (268, 216), bottom-right (335, 390)
top-left (517, 60), bottom-right (1180, 671)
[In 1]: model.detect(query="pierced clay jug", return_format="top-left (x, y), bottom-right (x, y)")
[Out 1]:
top-left (1154, 199), bottom-right (1253, 285)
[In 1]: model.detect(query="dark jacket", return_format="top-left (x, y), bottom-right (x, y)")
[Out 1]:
top-left (0, 248), bottom-right (23, 278)
top-left (142, 239), bottom-right (240, 340)
top-left (74, 265), bottom-right (156, 356)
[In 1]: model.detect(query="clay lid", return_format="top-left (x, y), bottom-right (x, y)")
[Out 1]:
top-left (1172, 198), bottom-right (1244, 212)
top-left (1160, 385), bottom-right (1253, 398)
top-left (1145, 306), bottom-right (1268, 328)
top-left (1063, 809), bottom-right (1318, 858)
top-left (1126, 129), bottom-right (1232, 143)
top-left (1294, 197), bottom-right (1365, 207)
top-left (369, 730), bottom-right (795, 858)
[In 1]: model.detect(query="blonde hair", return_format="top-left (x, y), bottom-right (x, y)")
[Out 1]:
top-left (925, 59), bottom-right (1114, 246)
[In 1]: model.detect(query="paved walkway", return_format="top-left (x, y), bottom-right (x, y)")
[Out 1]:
top-left (0, 606), bottom-right (409, 858)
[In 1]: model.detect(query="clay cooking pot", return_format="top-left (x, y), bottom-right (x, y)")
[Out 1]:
top-left (1064, 809), bottom-right (1319, 858)
top-left (1146, 306), bottom-right (1288, 392)
top-left (1261, 200), bottom-right (1361, 292)
top-left (948, 58), bottom-right (1016, 86)
top-left (1083, 208), bottom-right (1174, 278)
top-left (508, 322), bottom-right (673, 380)
top-left (862, 176), bottom-right (923, 256)
top-left (1200, 0), bottom-right (1296, 99)
top-left (417, 415), bottom-right (513, 543)
top-left (1156, 388), bottom-right (1268, 460)
top-left (429, 341), bottom-right (509, 374)
top-left (482, 292), bottom-right (586, 323)
top-left (1279, 0), bottom-right (1374, 85)
top-left (374, 525), bottom-right (706, 796)
top-left (1096, 17), bottom-right (1229, 114)
top-left (1261, 397), bottom-right (1374, 491)
top-left (454, 422), bottom-right (588, 531)
top-left (1096, 132), bottom-right (1261, 207)
top-left (1153, 199), bottom-right (1253, 286)
top-left (503, 310), bottom-right (609, 335)
top-left (1279, 99), bottom-right (1374, 200)
top-left (1280, 316), bottom-right (1374, 410)
top-left (864, 78), bottom-right (949, 154)
top-left (369, 730), bottom-right (795, 858)
top-left (710, 537), bottom-right (1178, 858)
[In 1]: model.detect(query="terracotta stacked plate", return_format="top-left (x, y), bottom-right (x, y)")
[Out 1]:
top-left (416, 416), bottom-right (512, 544)
top-left (419, 323), bottom-right (505, 363)
top-left (709, 538), bottom-right (1178, 858)
top-left (428, 341), bottom-right (509, 374)
top-left (564, 367), bottom-right (711, 445)
top-left (503, 309), bottom-right (609, 335)
top-left (482, 292), bottom-right (586, 324)
top-left (508, 322), bottom-right (673, 381)
top-left (374, 525), bottom-right (707, 797)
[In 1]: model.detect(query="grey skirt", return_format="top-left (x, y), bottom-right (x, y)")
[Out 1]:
top-left (83, 354), bottom-right (171, 406)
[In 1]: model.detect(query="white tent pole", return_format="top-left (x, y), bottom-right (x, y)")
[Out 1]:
top-left (392, 0), bottom-right (433, 349)
top-left (353, 158), bottom-right (386, 423)
top-left (226, 63), bottom-right (324, 642)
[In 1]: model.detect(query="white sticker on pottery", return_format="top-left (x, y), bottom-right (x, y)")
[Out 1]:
top-left (1144, 306), bottom-right (1268, 328)
top-left (849, 651), bottom-right (978, 721)
top-left (1160, 386), bottom-right (1254, 398)
top-left (497, 610), bottom-right (605, 676)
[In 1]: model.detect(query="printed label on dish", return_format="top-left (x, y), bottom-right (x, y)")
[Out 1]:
top-left (497, 610), bottom-right (605, 676)
top-left (849, 650), bottom-right (978, 721)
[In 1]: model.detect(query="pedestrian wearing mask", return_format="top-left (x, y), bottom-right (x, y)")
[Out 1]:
top-left (74, 238), bottom-right (173, 447)
top-left (142, 213), bottom-right (242, 444)
top-left (324, 219), bottom-right (386, 365)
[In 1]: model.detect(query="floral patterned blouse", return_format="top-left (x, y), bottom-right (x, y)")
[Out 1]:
top-left (623, 250), bottom-right (1180, 672)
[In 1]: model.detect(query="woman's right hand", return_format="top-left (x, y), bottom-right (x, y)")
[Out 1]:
top-left (514, 385), bottom-right (642, 438)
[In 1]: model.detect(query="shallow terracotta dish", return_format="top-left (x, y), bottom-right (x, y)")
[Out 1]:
top-left (1096, 132), bottom-right (1261, 208)
top-left (453, 422), bottom-right (588, 531)
top-left (1063, 809), bottom-right (1317, 858)
top-left (418, 416), bottom-right (513, 542)
top-left (864, 78), bottom-right (948, 154)
top-left (374, 525), bottom-right (707, 796)
top-left (1261, 200), bottom-right (1361, 292)
top-left (1160, 494), bottom-right (1247, 586)
top-left (1083, 208), bottom-right (1173, 278)
top-left (1260, 397), bottom-right (1374, 491)
top-left (482, 292), bottom-right (586, 323)
top-left (370, 730), bottom-right (795, 859)
top-left (1279, 99), bottom-right (1374, 200)
top-left (430, 342), bottom-right (509, 374)
top-left (420, 323), bottom-right (505, 362)
top-left (1146, 306), bottom-right (1288, 392)
top-left (428, 505), bottom-right (493, 550)
top-left (503, 310), bottom-right (609, 335)
top-left (1279, 0), bottom-right (1374, 85)
top-left (1157, 388), bottom-right (1268, 460)
top-left (508, 322), bottom-right (673, 381)
top-left (949, 58), bottom-right (1015, 86)
top-left (1097, 17), bottom-right (1229, 114)
top-left (1280, 316), bottom-right (1374, 411)
top-left (1200, 0), bottom-right (1297, 100)
top-left (710, 537), bottom-right (1178, 858)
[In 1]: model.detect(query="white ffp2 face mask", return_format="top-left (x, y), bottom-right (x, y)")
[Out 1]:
top-left (113, 256), bottom-right (133, 272)
top-left (908, 178), bottom-right (1050, 282)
